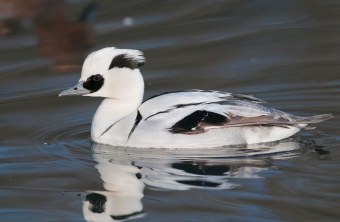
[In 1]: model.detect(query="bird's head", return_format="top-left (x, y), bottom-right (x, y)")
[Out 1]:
top-left (59, 47), bottom-right (145, 99)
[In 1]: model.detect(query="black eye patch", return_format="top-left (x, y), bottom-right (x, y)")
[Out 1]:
top-left (83, 74), bottom-right (104, 93)
top-left (85, 193), bottom-right (107, 213)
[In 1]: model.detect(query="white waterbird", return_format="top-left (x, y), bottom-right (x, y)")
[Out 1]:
top-left (59, 47), bottom-right (333, 148)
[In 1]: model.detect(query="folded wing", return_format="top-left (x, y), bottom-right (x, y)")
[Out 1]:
top-left (138, 90), bottom-right (333, 135)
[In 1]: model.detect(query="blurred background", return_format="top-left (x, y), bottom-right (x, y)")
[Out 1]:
top-left (0, 0), bottom-right (339, 221)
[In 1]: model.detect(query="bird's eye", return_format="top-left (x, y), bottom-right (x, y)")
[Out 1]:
top-left (93, 74), bottom-right (102, 81)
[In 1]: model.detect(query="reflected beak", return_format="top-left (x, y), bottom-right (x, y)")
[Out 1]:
top-left (59, 81), bottom-right (90, 97)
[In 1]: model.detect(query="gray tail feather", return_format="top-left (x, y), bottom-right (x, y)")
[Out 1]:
top-left (293, 114), bottom-right (334, 124)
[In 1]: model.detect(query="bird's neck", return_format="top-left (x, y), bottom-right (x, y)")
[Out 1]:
top-left (91, 90), bottom-right (144, 142)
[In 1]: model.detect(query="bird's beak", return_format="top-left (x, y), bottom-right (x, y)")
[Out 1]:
top-left (59, 81), bottom-right (90, 97)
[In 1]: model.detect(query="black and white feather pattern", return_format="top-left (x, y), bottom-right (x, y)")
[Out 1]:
top-left (134, 90), bottom-right (332, 136)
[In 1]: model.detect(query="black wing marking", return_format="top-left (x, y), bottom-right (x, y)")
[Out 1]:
top-left (127, 111), bottom-right (142, 140)
top-left (169, 111), bottom-right (298, 135)
top-left (169, 110), bottom-right (228, 134)
top-left (143, 90), bottom-right (265, 104)
top-left (144, 102), bottom-right (204, 120)
top-left (144, 99), bottom-right (263, 121)
top-left (230, 93), bottom-right (266, 103)
top-left (143, 90), bottom-right (193, 103)
top-left (143, 89), bottom-right (231, 103)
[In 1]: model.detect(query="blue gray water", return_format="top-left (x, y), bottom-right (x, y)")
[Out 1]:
top-left (0, 1), bottom-right (339, 221)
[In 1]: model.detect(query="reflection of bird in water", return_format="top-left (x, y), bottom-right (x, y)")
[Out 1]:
top-left (82, 141), bottom-right (300, 222)
top-left (0, 0), bottom-right (97, 72)
top-left (83, 155), bottom-right (145, 222)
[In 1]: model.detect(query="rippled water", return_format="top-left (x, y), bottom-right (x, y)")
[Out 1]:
top-left (1, 1), bottom-right (340, 221)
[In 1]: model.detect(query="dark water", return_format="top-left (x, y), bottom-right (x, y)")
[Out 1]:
top-left (1, 0), bottom-right (340, 221)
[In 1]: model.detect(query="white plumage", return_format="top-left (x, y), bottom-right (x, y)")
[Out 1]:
top-left (59, 47), bottom-right (333, 148)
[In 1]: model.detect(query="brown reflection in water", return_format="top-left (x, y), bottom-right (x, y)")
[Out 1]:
top-left (0, 0), bottom-right (97, 72)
